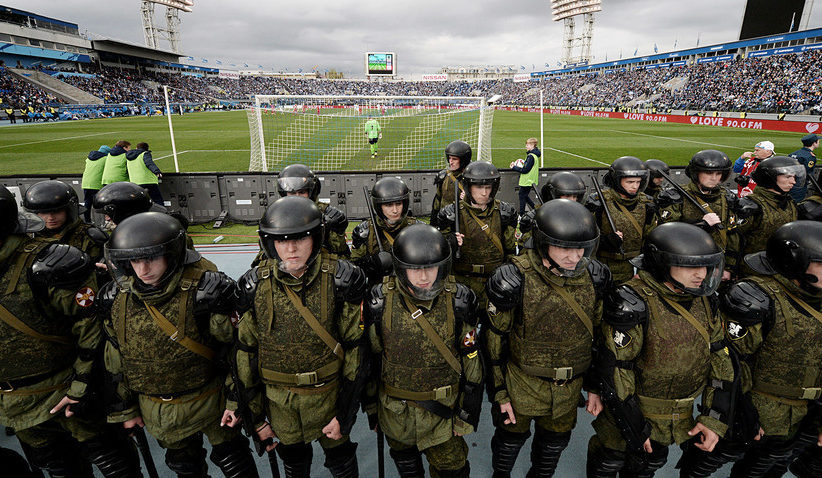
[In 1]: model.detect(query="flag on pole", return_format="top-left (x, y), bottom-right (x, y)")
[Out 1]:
top-left (186, 56), bottom-right (194, 60)
top-left (216, 60), bottom-right (222, 65)
top-left (243, 63), bottom-right (249, 67)
top-left (654, 43), bottom-right (658, 53)
top-left (520, 65), bottom-right (526, 70)
top-left (202, 58), bottom-right (208, 63)
top-left (633, 48), bottom-right (638, 56)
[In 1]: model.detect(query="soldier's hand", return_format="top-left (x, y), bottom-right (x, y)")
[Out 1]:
top-left (585, 392), bottom-right (603, 417)
top-left (256, 423), bottom-right (277, 452)
top-left (754, 427), bottom-right (765, 441)
top-left (96, 262), bottom-right (108, 271)
top-left (643, 438), bottom-right (653, 453)
top-left (221, 409), bottom-right (241, 428)
top-left (615, 231), bottom-right (624, 239)
top-left (499, 401), bottom-right (516, 425)
top-left (50, 396), bottom-right (79, 417)
top-left (817, 432), bottom-right (822, 446)
top-left (703, 213), bottom-right (721, 226)
top-left (323, 417), bottom-right (342, 440)
top-left (688, 422), bottom-right (719, 452)
top-left (455, 233), bottom-right (464, 247)
top-left (123, 416), bottom-right (145, 436)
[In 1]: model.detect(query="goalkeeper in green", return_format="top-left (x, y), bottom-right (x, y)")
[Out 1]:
top-left (364, 117), bottom-right (382, 158)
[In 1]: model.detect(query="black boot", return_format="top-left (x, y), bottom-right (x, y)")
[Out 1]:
top-left (790, 444), bottom-right (822, 478)
top-left (80, 434), bottom-right (142, 478)
top-left (730, 437), bottom-right (795, 478)
top-left (1, 446), bottom-right (45, 478)
top-left (491, 428), bottom-right (530, 477)
top-left (676, 438), bottom-right (746, 477)
top-left (586, 437), bottom-right (626, 478)
top-left (323, 440), bottom-right (358, 478)
top-left (23, 439), bottom-right (94, 478)
top-left (526, 428), bottom-right (571, 478)
top-left (165, 446), bottom-right (208, 478)
top-left (622, 441), bottom-right (668, 478)
top-left (432, 462), bottom-right (470, 478)
top-left (277, 442), bottom-right (313, 478)
top-left (389, 446), bottom-right (425, 478)
top-left (210, 435), bottom-right (259, 478)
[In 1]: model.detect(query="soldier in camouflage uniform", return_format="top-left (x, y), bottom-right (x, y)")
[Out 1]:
top-left (251, 164), bottom-right (350, 266)
top-left (695, 220), bottom-right (822, 477)
top-left (24, 180), bottom-right (107, 261)
top-left (798, 172), bottom-right (822, 221)
top-left (587, 222), bottom-right (735, 477)
top-left (351, 177), bottom-right (418, 285)
top-left (101, 212), bottom-right (258, 478)
top-left (585, 157), bottom-right (657, 284)
top-left (731, 156), bottom-right (804, 276)
top-left (658, 150), bottom-right (738, 280)
top-left (228, 196), bottom-right (367, 477)
top-left (438, 161), bottom-right (518, 321)
top-left (485, 199), bottom-right (610, 477)
top-left (644, 159), bottom-right (669, 201)
top-left (430, 140), bottom-right (472, 228)
top-left (0, 185), bottom-right (140, 477)
top-left (519, 171), bottom-right (588, 249)
top-left (365, 223), bottom-right (483, 478)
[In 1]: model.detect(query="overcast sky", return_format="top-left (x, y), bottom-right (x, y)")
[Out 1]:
top-left (6, 0), bottom-right (822, 77)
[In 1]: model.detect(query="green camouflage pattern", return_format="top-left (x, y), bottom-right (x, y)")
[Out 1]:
top-left (734, 187), bottom-right (798, 275)
top-left (386, 435), bottom-right (469, 476)
top-left (724, 274), bottom-right (822, 437)
top-left (37, 218), bottom-right (104, 261)
top-left (593, 271), bottom-right (733, 450)
top-left (658, 182), bottom-right (731, 250)
top-left (318, 202), bottom-right (350, 257)
top-left (594, 189), bottom-right (656, 284)
top-left (431, 171), bottom-right (463, 217)
top-left (350, 215), bottom-right (418, 260)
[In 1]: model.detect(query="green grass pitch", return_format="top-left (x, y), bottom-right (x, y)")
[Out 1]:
top-left (0, 109), bottom-right (806, 175)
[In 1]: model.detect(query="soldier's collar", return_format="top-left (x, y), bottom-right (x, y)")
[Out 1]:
top-left (274, 258), bottom-right (321, 286)
top-left (397, 284), bottom-right (435, 311)
top-left (527, 250), bottom-right (576, 287)
top-left (774, 274), bottom-right (822, 302)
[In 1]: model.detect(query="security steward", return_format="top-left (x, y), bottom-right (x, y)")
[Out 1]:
top-left (228, 196), bottom-right (367, 477)
top-left (485, 199), bottom-right (610, 477)
top-left (430, 140), bottom-right (472, 228)
top-left (788, 133), bottom-right (818, 202)
top-left (365, 223), bottom-right (483, 478)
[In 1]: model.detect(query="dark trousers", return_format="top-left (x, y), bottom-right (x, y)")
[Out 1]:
top-left (82, 188), bottom-right (98, 222)
top-left (141, 184), bottom-right (164, 205)
top-left (518, 186), bottom-right (535, 215)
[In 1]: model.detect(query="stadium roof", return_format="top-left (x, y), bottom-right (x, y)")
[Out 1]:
top-left (535, 26), bottom-right (822, 76)
top-left (0, 5), bottom-right (78, 31)
top-left (91, 37), bottom-right (181, 63)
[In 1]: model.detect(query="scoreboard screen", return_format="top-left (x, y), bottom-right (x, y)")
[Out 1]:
top-left (366, 52), bottom-right (396, 76)
top-left (739, 0), bottom-right (805, 39)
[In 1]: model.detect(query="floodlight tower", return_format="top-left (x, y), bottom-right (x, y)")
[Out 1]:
top-left (141, 0), bottom-right (194, 52)
top-left (551, 0), bottom-right (601, 66)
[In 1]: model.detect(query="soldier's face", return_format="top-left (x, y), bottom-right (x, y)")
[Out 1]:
top-left (38, 210), bottom-right (67, 230)
top-left (406, 267), bottom-right (438, 291)
top-left (806, 262), bottom-right (822, 290)
top-left (698, 171), bottom-right (723, 189)
top-left (652, 177), bottom-right (664, 186)
top-left (448, 156), bottom-right (461, 171)
top-left (470, 185), bottom-right (493, 206)
top-left (621, 178), bottom-right (642, 195)
top-left (559, 194), bottom-right (579, 202)
top-left (775, 174), bottom-right (796, 192)
top-left (669, 266), bottom-right (707, 290)
top-left (545, 245), bottom-right (584, 271)
top-left (381, 201), bottom-right (404, 224)
top-left (286, 190), bottom-right (311, 199)
top-left (130, 256), bottom-right (169, 286)
top-left (274, 236), bottom-right (313, 274)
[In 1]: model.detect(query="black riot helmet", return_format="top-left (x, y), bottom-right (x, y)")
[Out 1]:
top-left (645, 159), bottom-right (670, 181)
top-left (94, 182), bottom-right (155, 225)
top-left (258, 196), bottom-right (324, 271)
top-left (603, 156), bottom-right (649, 198)
top-left (631, 222), bottom-right (724, 296)
top-left (460, 161), bottom-right (501, 206)
top-left (532, 199), bottom-right (599, 277)
top-left (541, 172), bottom-right (587, 202)
top-left (371, 177), bottom-right (410, 225)
top-left (685, 150), bottom-right (732, 187)
top-left (745, 221), bottom-right (822, 292)
top-left (444, 140), bottom-right (472, 171)
top-left (392, 223), bottom-right (452, 300)
top-left (751, 156), bottom-right (807, 194)
top-left (0, 185), bottom-right (44, 238)
top-left (23, 180), bottom-right (80, 227)
top-left (277, 163), bottom-right (321, 201)
top-left (105, 212), bottom-right (195, 289)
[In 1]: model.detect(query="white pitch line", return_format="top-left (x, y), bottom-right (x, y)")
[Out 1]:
top-left (0, 131), bottom-right (116, 149)
top-left (602, 129), bottom-right (749, 150)
top-left (153, 150), bottom-right (190, 161)
top-left (545, 147), bottom-right (610, 166)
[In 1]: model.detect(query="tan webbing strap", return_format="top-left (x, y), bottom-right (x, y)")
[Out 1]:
top-left (399, 295), bottom-right (462, 375)
top-left (177, 266), bottom-right (205, 339)
top-left (749, 277), bottom-right (796, 337)
top-left (613, 201), bottom-right (644, 237)
top-left (638, 387), bottom-right (703, 420)
top-left (384, 278), bottom-right (395, 331)
top-left (321, 259), bottom-right (333, 325)
top-left (753, 379), bottom-right (822, 401)
top-left (382, 382), bottom-right (455, 401)
top-left (546, 280), bottom-right (594, 337)
top-left (0, 381), bottom-right (69, 396)
top-left (145, 383), bottom-right (222, 404)
top-left (783, 289), bottom-right (822, 327)
top-left (0, 302), bottom-right (73, 344)
top-left (660, 296), bottom-right (710, 347)
top-left (260, 360), bottom-right (341, 386)
top-left (144, 303), bottom-right (216, 361)
top-left (5, 243), bottom-right (39, 295)
top-left (283, 285), bottom-right (343, 359)
top-left (464, 206), bottom-right (505, 255)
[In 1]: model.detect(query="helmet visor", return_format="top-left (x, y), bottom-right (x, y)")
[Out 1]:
top-left (104, 237), bottom-right (180, 288)
top-left (661, 251), bottom-right (725, 296)
top-left (535, 230), bottom-right (599, 277)
top-left (277, 176), bottom-right (312, 193)
top-left (394, 255), bottom-right (451, 300)
top-left (773, 164), bottom-right (807, 187)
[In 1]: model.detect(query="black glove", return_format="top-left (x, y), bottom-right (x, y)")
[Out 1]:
top-left (734, 175), bottom-right (751, 187)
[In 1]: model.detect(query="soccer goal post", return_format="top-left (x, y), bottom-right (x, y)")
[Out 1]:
top-left (247, 95), bottom-right (495, 172)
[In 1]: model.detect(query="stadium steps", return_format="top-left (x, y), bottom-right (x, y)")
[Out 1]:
top-left (8, 68), bottom-right (103, 105)
top-left (663, 76), bottom-right (688, 91)
top-left (578, 84), bottom-right (596, 93)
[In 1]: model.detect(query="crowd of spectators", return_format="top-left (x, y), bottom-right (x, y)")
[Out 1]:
top-left (2, 50), bottom-right (822, 121)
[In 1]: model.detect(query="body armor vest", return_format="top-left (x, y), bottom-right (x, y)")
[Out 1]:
top-left (598, 189), bottom-right (649, 259)
top-left (453, 200), bottom-right (504, 276)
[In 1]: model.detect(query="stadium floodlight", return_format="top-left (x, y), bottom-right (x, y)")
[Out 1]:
top-left (247, 95), bottom-right (496, 172)
top-left (148, 0), bottom-right (194, 12)
top-left (550, 0), bottom-right (600, 66)
top-left (141, 0), bottom-right (194, 52)
top-left (550, 0), bottom-right (602, 21)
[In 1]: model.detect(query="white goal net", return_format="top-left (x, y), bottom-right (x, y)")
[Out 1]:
top-left (247, 95), bottom-right (494, 172)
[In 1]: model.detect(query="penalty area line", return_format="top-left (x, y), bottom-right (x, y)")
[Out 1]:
top-left (544, 147), bottom-right (610, 166)
top-left (0, 131), bottom-right (116, 149)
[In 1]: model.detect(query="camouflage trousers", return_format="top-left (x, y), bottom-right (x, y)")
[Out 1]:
top-left (492, 400), bottom-right (579, 434)
top-left (386, 434), bottom-right (468, 476)
top-left (14, 413), bottom-right (105, 447)
top-left (155, 415), bottom-right (240, 450)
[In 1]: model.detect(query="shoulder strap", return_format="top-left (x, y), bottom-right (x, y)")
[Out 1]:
top-left (783, 289), bottom-right (822, 327)
top-left (464, 205), bottom-right (505, 254)
top-left (613, 201), bottom-right (644, 236)
top-left (547, 280), bottom-right (594, 337)
top-left (748, 276), bottom-right (795, 336)
top-left (399, 293), bottom-right (462, 374)
top-left (659, 295), bottom-right (710, 347)
top-left (143, 302), bottom-right (216, 361)
top-left (176, 266), bottom-right (207, 339)
top-left (5, 241), bottom-right (45, 296)
top-left (283, 285), bottom-right (343, 359)
top-left (0, 302), bottom-right (72, 344)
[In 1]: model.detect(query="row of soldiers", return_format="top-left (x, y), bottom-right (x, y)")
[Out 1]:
top-left (0, 139), bottom-right (820, 478)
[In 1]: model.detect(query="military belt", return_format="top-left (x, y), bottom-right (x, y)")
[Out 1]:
top-left (638, 387), bottom-right (703, 421)
top-left (260, 360), bottom-right (341, 387)
top-left (382, 382), bottom-right (456, 402)
top-left (144, 382), bottom-right (222, 404)
top-left (753, 380), bottom-right (822, 401)
top-left (514, 361), bottom-right (588, 384)
top-left (0, 368), bottom-right (70, 395)
top-left (452, 262), bottom-right (501, 277)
